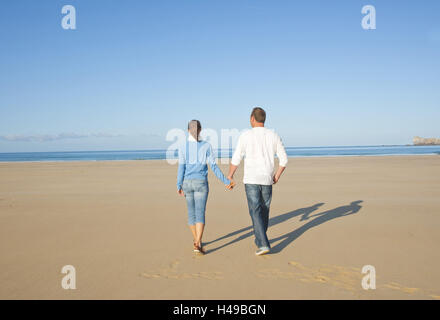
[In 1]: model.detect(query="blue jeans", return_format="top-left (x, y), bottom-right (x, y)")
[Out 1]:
top-left (182, 179), bottom-right (209, 225)
top-left (245, 184), bottom-right (273, 249)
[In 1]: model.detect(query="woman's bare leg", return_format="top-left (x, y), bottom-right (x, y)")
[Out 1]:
top-left (195, 223), bottom-right (205, 247)
top-left (189, 225), bottom-right (197, 244)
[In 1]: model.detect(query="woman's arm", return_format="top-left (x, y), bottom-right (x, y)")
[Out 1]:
top-left (207, 145), bottom-right (230, 185)
top-left (177, 164), bottom-right (185, 191)
top-left (176, 146), bottom-right (186, 192)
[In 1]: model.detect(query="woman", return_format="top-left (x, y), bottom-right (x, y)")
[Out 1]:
top-left (177, 120), bottom-right (234, 254)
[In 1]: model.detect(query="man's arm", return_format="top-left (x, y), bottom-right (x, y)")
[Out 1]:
top-left (272, 165), bottom-right (286, 184)
top-left (228, 164), bottom-right (238, 180)
top-left (273, 134), bottom-right (288, 184)
top-left (228, 135), bottom-right (245, 180)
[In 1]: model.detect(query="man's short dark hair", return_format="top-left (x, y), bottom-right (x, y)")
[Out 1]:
top-left (251, 107), bottom-right (266, 123)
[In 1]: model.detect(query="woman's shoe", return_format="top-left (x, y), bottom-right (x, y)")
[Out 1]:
top-left (196, 245), bottom-right (206, 255)
top-left (194, 241), bottom-right (205, 255)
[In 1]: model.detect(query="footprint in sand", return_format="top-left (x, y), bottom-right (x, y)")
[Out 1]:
top-left (169, 260), bottom-right (180, 269)
top-left (256, 269), bottom-right (292, 279)
top-left (260, 261), bottom-right (438, 298)
top-left (382, 282), bottom-right (419, 294)
top-left (141, 260), bottom-right (223, 280)
top-left (257, 262), bottom-right (363, 293)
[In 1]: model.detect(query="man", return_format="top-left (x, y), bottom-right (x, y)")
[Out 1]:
top-left (228, 107), bottom-right (288, 256)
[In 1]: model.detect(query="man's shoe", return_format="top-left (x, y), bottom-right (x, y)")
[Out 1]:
top-left (255, 247), bottom-right (270, 256)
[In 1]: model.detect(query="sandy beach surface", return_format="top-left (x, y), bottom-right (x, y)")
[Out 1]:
top-left (1, 155), bottom-right (439, 299)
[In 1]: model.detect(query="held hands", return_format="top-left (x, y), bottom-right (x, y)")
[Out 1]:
top-left (226, 177), bottom-right (235, 190)
top-left (178, 180), bottom-right (234, 195)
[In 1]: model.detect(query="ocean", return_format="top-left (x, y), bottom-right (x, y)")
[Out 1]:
top-left (0, 145), bottom-right (439, 162)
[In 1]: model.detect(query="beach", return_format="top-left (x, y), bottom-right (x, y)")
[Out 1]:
top-left (1, 155), bottom-right (439, 299)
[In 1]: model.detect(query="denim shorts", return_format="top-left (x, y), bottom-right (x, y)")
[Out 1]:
top-left (182, 179), bottom-right (209, 225)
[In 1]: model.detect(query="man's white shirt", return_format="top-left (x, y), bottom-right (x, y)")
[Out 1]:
top-left (231, 127), bottom-right (288, 185)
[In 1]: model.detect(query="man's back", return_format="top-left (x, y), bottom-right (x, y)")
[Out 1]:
top-left (231, 127), bottom-right (288, 185)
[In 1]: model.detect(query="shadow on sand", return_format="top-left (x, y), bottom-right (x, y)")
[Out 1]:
top-left (205, 200), bottom-right (363, 254)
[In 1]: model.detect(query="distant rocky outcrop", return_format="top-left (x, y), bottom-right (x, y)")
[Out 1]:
top-left (413, 136), bottom-right (440, 145)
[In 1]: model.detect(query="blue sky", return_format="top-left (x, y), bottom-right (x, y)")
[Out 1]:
top-left (0, 0), bottom-right (439, 152)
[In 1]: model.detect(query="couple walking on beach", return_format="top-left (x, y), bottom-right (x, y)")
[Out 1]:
top-left (176, 107), bottom-right (288, 256)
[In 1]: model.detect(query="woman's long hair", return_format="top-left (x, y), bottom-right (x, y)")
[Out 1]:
top-left (188, 120), bottom-right (201, 142)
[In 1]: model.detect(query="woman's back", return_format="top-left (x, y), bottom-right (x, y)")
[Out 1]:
top-left (176, 136), bottom-right (229, 190)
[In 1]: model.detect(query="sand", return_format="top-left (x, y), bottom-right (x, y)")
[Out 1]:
top-left (0, 155), bottom-right (439, 299)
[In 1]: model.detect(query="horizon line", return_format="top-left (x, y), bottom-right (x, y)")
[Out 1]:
top-left (0, 144), bottom-right (428, 154)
